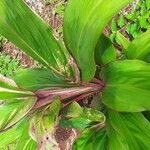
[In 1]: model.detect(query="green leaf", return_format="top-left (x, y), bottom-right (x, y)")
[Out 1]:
top-left (16, 120), bottom-right (37, 150)
top-left (116, 32), bottom-right (131, 50)
top-left (108, 111), bottom-right (150, 150)
top-left (14, 68), bottom-right (76, 91)
top-left (0, 119), bottom-right (26, 148)
top-left (73, 128), bottom-right (107, 150)
top-left (126, 28), bottom-right (150, 60)
top-left (139, 14), bottom-right (149, 28)
top-left (118, 15), bottom-right (125, 28)
top-left (60, 103), bottom-right (105, 129)
top-left (101, 60), bottom-right (150, 112)
top-left (0, 74), bottom-right (34, 99)
top-left (95, 34), bottom-right (116, 65)
top-left (61, 102), bottom-right (83, 118)
top-left (0, 0), bottom-right (76, 80)
top-left (146, 0), bottom-right (150, 9)
top-left (29, 98), bottom-right (61, 149)
top-left (63, 0), bottom-right (132, 81)
top-left (111, 19), bottom-right (118, 32)
top-left (0, 96), bottom-right (36, 131)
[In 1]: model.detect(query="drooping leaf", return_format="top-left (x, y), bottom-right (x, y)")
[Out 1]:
top-left (63, 0), bottom-right (132, 81)
top-left (0, 119), bottom-right (26, 148)
top-left (126, 28), bottom-right (150, 60)
top-left (29, 98), bottom-right (61, 149)
top-left (0, 96), bottom-right (36, 131)
top-left (101, 60), bottom-right (150, 112)
top-left (16, 119), bottom-right (37, 150)
top-left (95, 34), bottom-right (116, 65)
top-left (73, 128), bottom-right (107, 150)
top-left (60, 102), bottom-right (105, 129)
top-left (0, 0), bottom-right (76, 81)
top-left (107, 111), bottom-right (150, 150)
top-left (0, 74), bottom-right (36, 131)
top-left (0, 74), bottom-right (34, 99)
top-left (14, 68), bottom-right (76, 91)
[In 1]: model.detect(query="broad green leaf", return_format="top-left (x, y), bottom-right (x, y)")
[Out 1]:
top-left (60, 103), bottom-right (105, 129)
top-left (29, 98), bottom-right (61, 149)
top-left (0, 74), bottom-right (34, 99)
top-left (101, 60), bottom-right (150, 112)
top-left (95, 34), bottom-right (116, 65)
top-left (14, 68), bottom-right (76, 91)
top-left (0, 119), bottom-right (26, 148)
top-left (126, 28), bottom-right (150, 60)
top-left (0, 96), bottom-right (36, 131)
top-left (116, 32), bottom-right (131, 50)
top-left (63, 0), bottom-right (132, 81)
top-left (16, 120), bottom-right (37, 150)
top-left (0, 0), bottom-right (76, 81)
top-left (108, 111), bottom-right (150, 150)
top-left (73, 128), bottom-right (107, 150)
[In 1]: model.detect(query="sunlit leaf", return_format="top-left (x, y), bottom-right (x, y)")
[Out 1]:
top-left (0, 74), bottom-right (34, 99)
top-left (16, 119), bottom-right (37, 150)
top-left (14, 68), bottom-right (76, 91)
top-left (60, 102), bottom-right (105, 129)
top-left (0, 119), bottom-right (26, 148)
top-left (0, 0), bottom-right (76, 81)
top-left (64, 0), bottom-right (132, 81)
top-left (73, 128), bottom-right (107, 150)
top-left (0, 96), bottom-right (36, 131)
top-left (108, 111), bottom-right (150, 150)
top-left (126, 28), bottom-right (150, 60)
top-left (95, 34), bottom-right (116, 65)
top-left (101, 60), bottom-right (150, 112)
top-left (116, 32), bottom-right (131, 50)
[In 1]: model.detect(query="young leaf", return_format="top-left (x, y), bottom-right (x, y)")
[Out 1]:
top-left (126, 28), bottom-right (150, 60)
top-left (101, 60), bottom-right (150, 112)
top-left (14, 68), bottom-right (76, 91)
top-left (95, 34), bottom-right (116, 65)
top-left (60, 102), bottom-right (105, 129)
top-left (63, 0), bottom-right (132, 81)
top-left (0, 0), bottom-right (76, 80)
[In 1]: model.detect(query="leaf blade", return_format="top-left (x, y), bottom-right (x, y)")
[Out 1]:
top-left (64, 0), bottom-right (132, 81)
